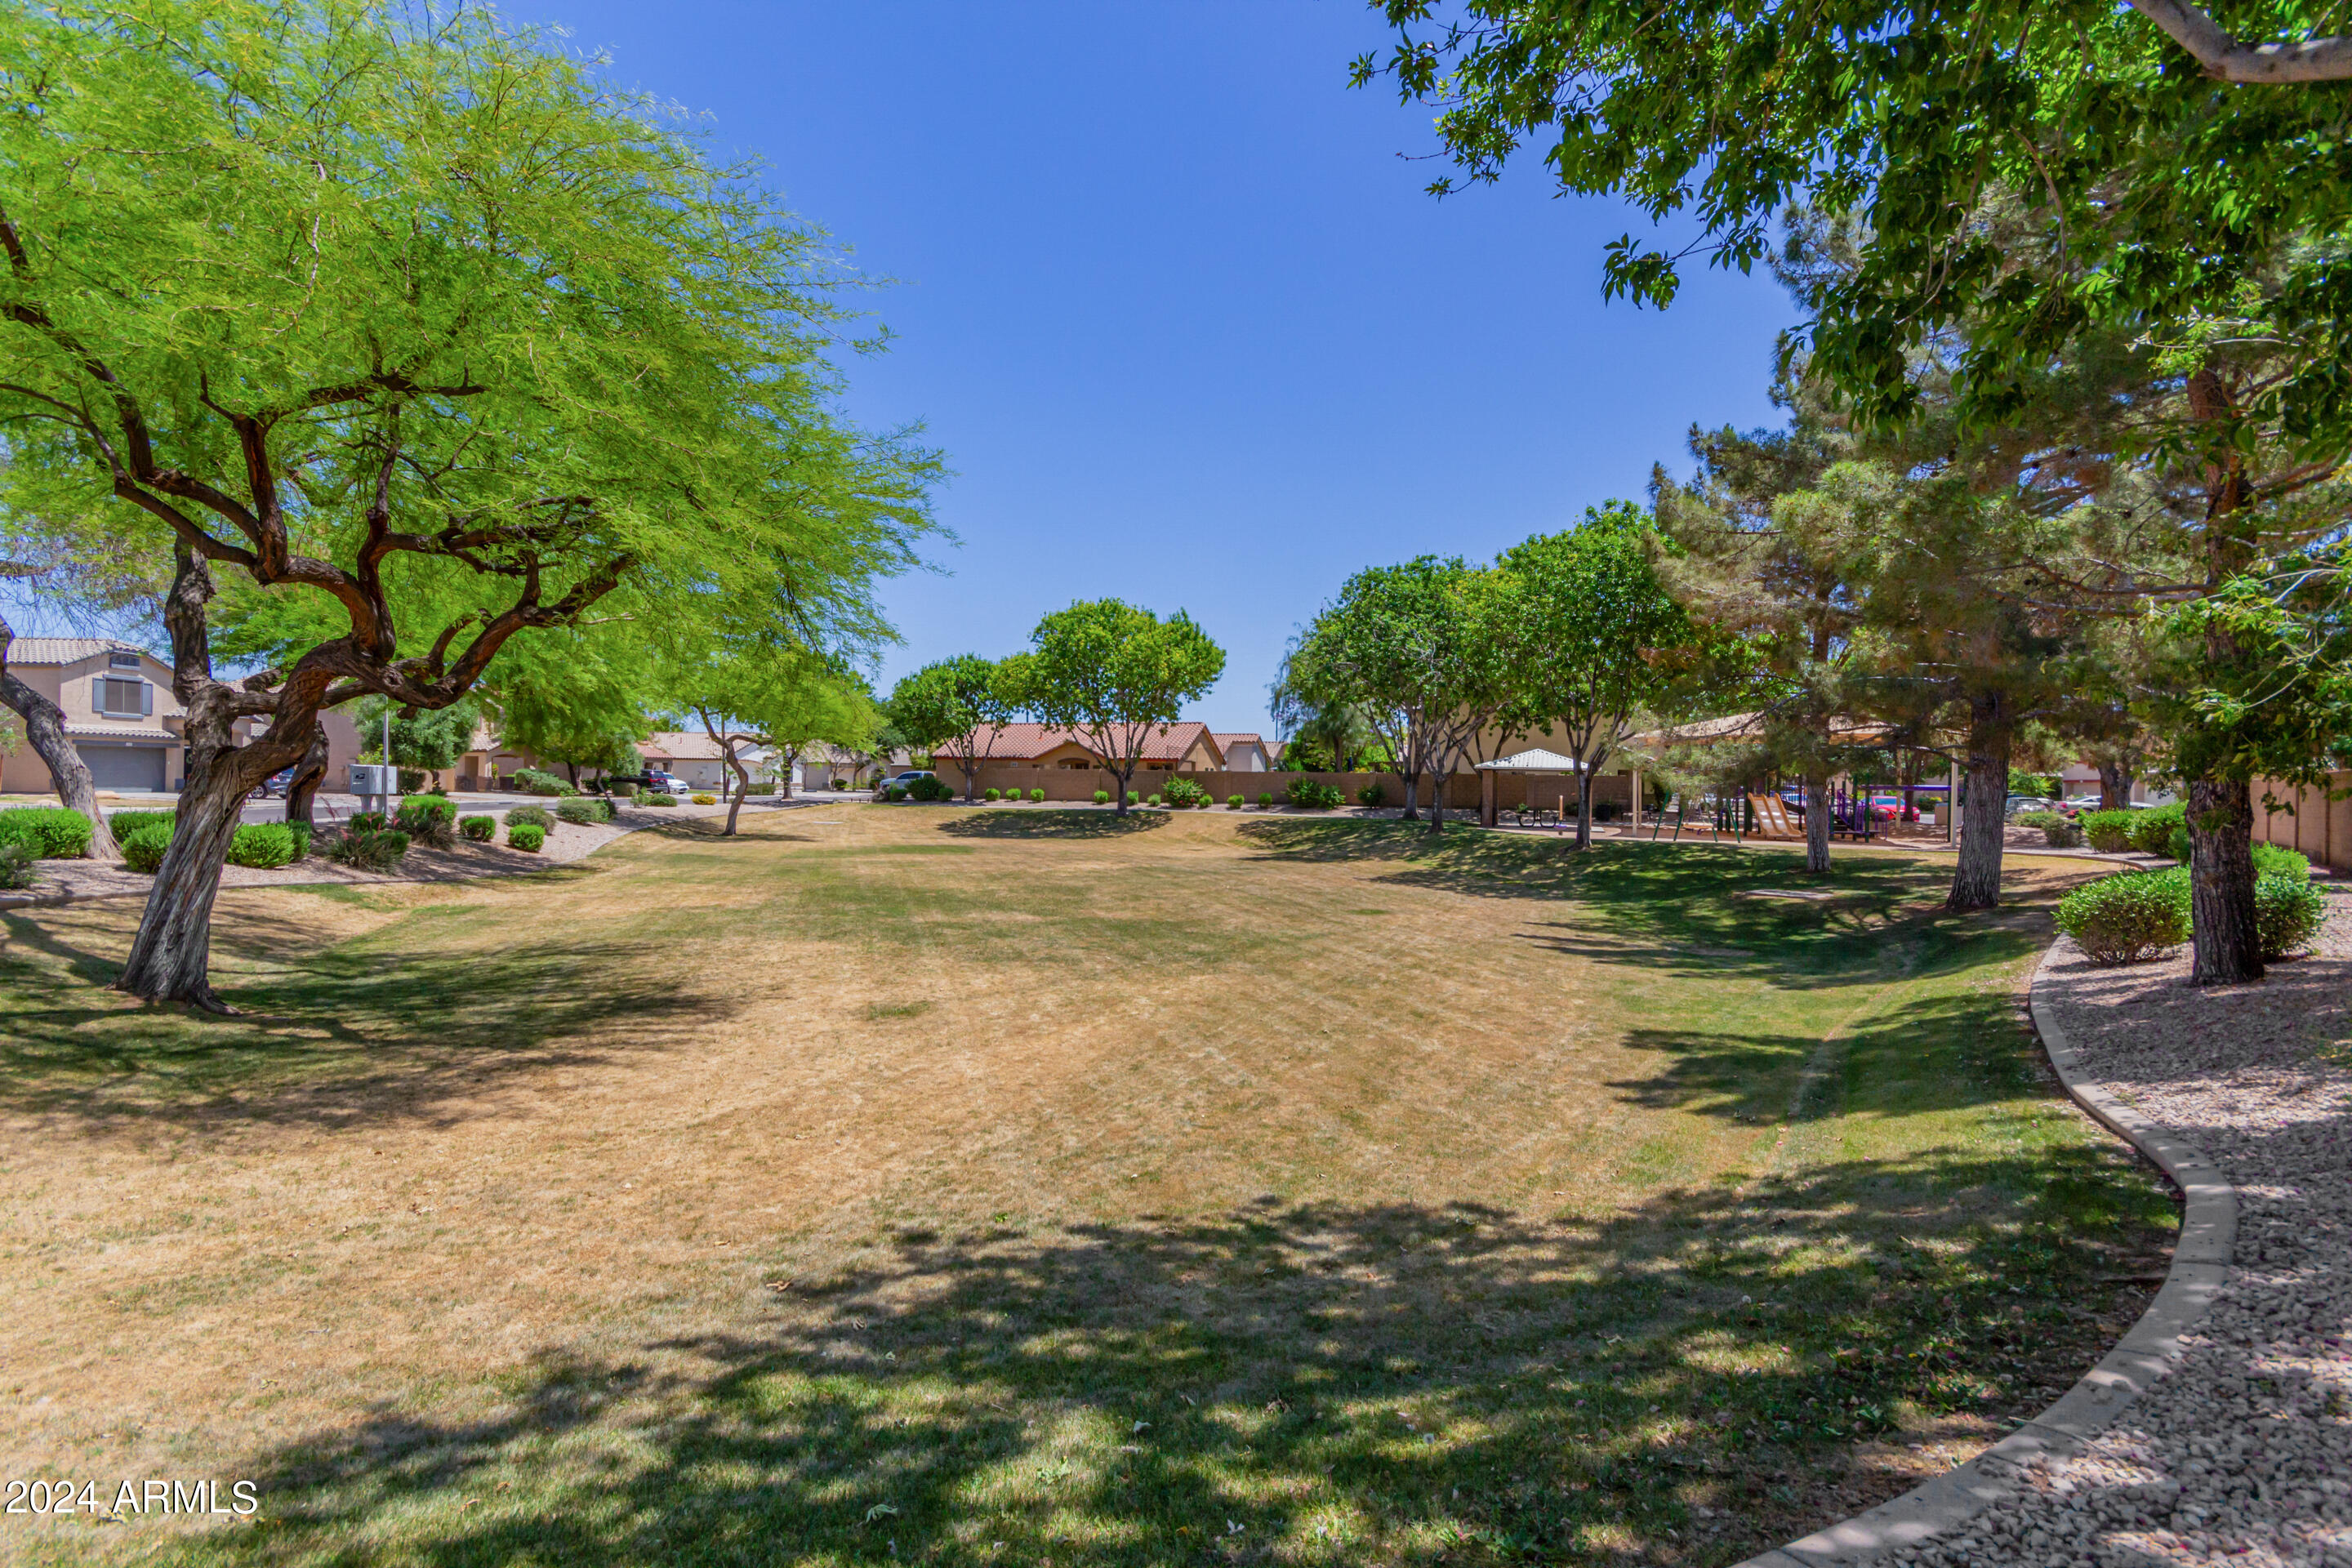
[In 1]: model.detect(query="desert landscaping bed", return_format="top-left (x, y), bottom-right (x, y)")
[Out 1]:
top-left (1886, 893), bottom-right (2352, 1568)
top-left (0, 810), bottom-right (2181, 1566)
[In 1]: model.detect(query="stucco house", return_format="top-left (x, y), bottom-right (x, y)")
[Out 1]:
top-left (640, 730), bottom-right (752, 791)
top-left (1, 637), bottom-right (362, 795)
top-left (1213, 733), bottom-right (1272, 772)
top-left (929, 722), bottom-right (1227, 792)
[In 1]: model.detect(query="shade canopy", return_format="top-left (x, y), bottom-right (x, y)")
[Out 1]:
top-left (1475, 748), bottom-right (1588, 773)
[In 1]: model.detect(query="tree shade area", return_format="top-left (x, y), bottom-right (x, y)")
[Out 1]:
top-left (0, 812), bottom-right (2177, 1567)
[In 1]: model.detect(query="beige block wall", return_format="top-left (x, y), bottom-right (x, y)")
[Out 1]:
top-left (2252, 773), bottom-right (2351, 874)
top-left (933, 761), bottom-right (1636, 811)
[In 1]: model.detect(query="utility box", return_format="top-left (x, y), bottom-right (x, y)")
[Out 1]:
top-left (348, 764), bottom-right (395, 797)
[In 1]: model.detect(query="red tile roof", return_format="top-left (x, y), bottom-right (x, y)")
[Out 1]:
top-left (953, 722), bottom-right (1218, 764)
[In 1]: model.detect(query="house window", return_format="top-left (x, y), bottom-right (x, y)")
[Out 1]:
top-left (96, 676), bottom-right (149, 716)
top-left (108, 651), bottom-right (141, 670)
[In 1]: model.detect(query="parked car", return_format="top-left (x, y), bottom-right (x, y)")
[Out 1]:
top-left (250, 768), bottom-right (294, 800)
top-left (2004, 793), bottom-right (2064, 817)
top-left (881, 769), bottom-right (934, 790)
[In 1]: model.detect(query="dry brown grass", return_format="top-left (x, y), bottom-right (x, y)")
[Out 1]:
top-left (0, 808), bottom-right (2168, 1566)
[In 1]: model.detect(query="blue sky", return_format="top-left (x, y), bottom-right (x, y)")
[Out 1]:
top-left (557, 5), bottom-right (1797, 734)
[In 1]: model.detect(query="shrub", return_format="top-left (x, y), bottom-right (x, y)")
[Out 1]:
top-left (885, 786), bottom-right (908, 802)
top-left (505, 804), bottom-right (555, 831)
top-left (1162, 777), bottom-right (1209, 808)
top-left (1228, 794), bottom-right (1244, 808)
top-left (2040, 817), bottom-right (2085, 849)
top-left (1356, 782), bottom-right (1386, 808)
top-left (226, 822), bottom-right (297, 869)
top-left (2078, 808), bottom-right (2136, 853)
top-left (2126, 803), bottom-right (2186, 857)
top-left (0, 806), bottom-right (95, 858)
top-left (395, 768), bottom-right (429, 793)
top-left (0, 840), bottom-right (33, 890)
top-left (984, 787), bottom-right (1001, 801)
top-left (608, 780), bottom-right (637, 798)
top-left (645, 793), bottom-right (676, 807)
top-left (691, 792), bottom-right (717, 805)
top-left (2256, 874), bottom-right (2328, 959)
top-left (1126, 790), bottom-right (1142, 805)
top-left (1029, 788), bottom-right (1045, 803)
top-left (1258, 791), bottom-right (1273, 807)
top-left (106, 808), bottom-right (176, 844)
top-left (2168, 825), bottom-right (2192, 866)
top-left (1094, 789), bottom-right (1111, 804)
top-left (1286, 777), bottom-right (1344, 810)
top-left (1147, 793), bottom-right (1162, 806)
top-left (460, 814), bottom-right (496, 842)
top-left (2252, 844), bottom-right (2311, 881)
top-left (1594, 800), bottom-right (1620, 822)
top-left (514, 767), bottom-right (569, 796)
top-left (286, 824), bottom-right (310, 861)
top-left (327, 827), bottom-right (410, 871)
top-left (119, 822), bottom-right (173, 874)
top-left (348, 810), bottom-right (390, 833)
top-left (556, 797), bottom-right (600, 825)
top-left (395, 795), bottom-right (459, 847)
top-left (508, 822), bottom-right (546, 853)
top-left (2014, 809), bottom-right (2065, 832)
top-left (2055, 869), bottom-right (2191, 964)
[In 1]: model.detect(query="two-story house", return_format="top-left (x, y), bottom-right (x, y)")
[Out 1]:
top-left (0, 639), bottom-right (189, 793)
top-left (2, 637), bottom-right (363, 797)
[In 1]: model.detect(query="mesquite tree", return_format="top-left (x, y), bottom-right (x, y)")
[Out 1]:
top-left (0, 1), bottom-right (934, 1007)
top-left (1499, 503), bottom-right (1693, 851)
top-left (888, 654), bottom-right (1025, 801)
top-left (1026, 601), bottom-right (1225, 817)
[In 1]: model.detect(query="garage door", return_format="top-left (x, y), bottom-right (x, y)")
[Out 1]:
top-left (78, 744), bottom-right (166, 791)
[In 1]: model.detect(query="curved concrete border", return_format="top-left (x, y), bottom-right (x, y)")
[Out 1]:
top-left (1732, 940), bottom-right (2239, 1567)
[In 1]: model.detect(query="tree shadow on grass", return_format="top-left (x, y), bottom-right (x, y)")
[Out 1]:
top-left (935, 808), bottom-right (1174, 840)
top-left (161, 1139), bottom-right (2176, 1568)
top-left (0, 907), bottom-right (738, 1134)
top-left (1236, 819), bottom-right (2052, 991)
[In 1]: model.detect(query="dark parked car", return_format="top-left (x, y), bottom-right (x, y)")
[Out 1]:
top-left (250, 768), bottom-right (294, 800)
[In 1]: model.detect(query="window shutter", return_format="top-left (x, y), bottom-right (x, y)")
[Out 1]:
top-left (140, 680), bottom-right (154, 716)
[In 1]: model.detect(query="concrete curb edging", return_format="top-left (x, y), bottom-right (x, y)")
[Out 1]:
top-left (1731, 939), bottom-right (2238, 1568)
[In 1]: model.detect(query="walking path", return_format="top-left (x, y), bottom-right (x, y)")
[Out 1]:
top-left (1743, 895), bottom-right (2352, 1567)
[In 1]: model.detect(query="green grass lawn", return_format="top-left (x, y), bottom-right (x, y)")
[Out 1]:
top-left (0, 811), bottom-right (2173, 1566)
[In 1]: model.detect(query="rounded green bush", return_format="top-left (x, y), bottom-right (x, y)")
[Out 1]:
top-left (2126, 803), bottom-right (2186, 857)
top-left (1227, 795), bottom-right (1244, 808)
top-left (984, 787), bottom-right (1001, 802)
top-left (0, 840), bottom-right (34, 890)
top-left (119, 822), bottom-right (173, 875)
top-left (555, 797), bottom-right (599, 825)
top-left (328, 827), bottom-right (410, 871)
top-left (0, 805), bottom-right (95, 858)
top-left (644, 792), bottom-right (677, 806)
top-left (1356, 782), bottom-right (1386, 808)
top-left (395, 795), bottom-right (459, 846)
top-left (2054, 869), bottom-right (2190, 964)
top-left (2256, 873), bottom-right (2328, 959)
top-left (1258, 791), bottom-right (1273, 808)
top-left (506, 804), bottom-right (555, 831)
top-left (1093, 790), bottom-right (1110, 804)
top-left (286, 824), bottom-right (311, 861)
top-left (2167, 825), bottom-right (2192, 865)
top-left (508, 822), bottom-right (546, 852)
top-left (1028, 788), bottom-right (1045, 803)
top-left (2252, 844), bottom-right (2310, 881)
top-left (226, 822), bottom-right (296, 869)
top-left (106, 808), bottom-right (176, 844)
top-left (1147, 793), bottom-right (1162, 806)
top-left (2041, 817), bottom-right (2085, 849)
top-left (2077, 809), bottom-right (2136, 853)
top-left (460, 814), bottom-right (496, 842)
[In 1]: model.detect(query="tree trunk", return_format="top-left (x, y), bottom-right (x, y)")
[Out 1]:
top-left (0, 611), bottom-right (121, 861)
top-left (1802, 764), bottom-right (1833, 874)
top-left (1112, 766), bottom-right (1129, 817)
top-left (1575, 765), bottom-right (1595, 851)
top-left (2187, 777), bottom-right (2264, 985)
top-left (2098, 760), bottom-right (2132, 813)
top-left (1401, 764), bottom-right (1421, 821)
top-left (285, 724), bottom-right (331, 827)
top-left (115, 544), bottom-right (307, 1009)
top-left (723, 743), bottom-right (751, 836)
top-left (1947, 694), bottom-right (2011, 911)
top-left (960, 740), bottom-right (978, 802)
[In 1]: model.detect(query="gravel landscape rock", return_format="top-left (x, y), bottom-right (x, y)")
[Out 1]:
top-left (1891, 893), bottom-right (2352, 1568)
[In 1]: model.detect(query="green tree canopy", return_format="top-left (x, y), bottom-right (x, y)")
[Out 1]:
top-left (887, 654), bottom-right (1027, 801)
top-left (1026, 601), bottom-right (1224, 817)
top-left (1499, 501), bottom-right (1693, 849)
top-left (0, 0), bottom-right (937, 1004)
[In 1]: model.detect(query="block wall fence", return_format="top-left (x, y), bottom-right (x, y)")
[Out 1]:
top-left (2252, 772), bottom-right (2352, 875)
top-left (930, 762), bottom-right (1635, 813)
